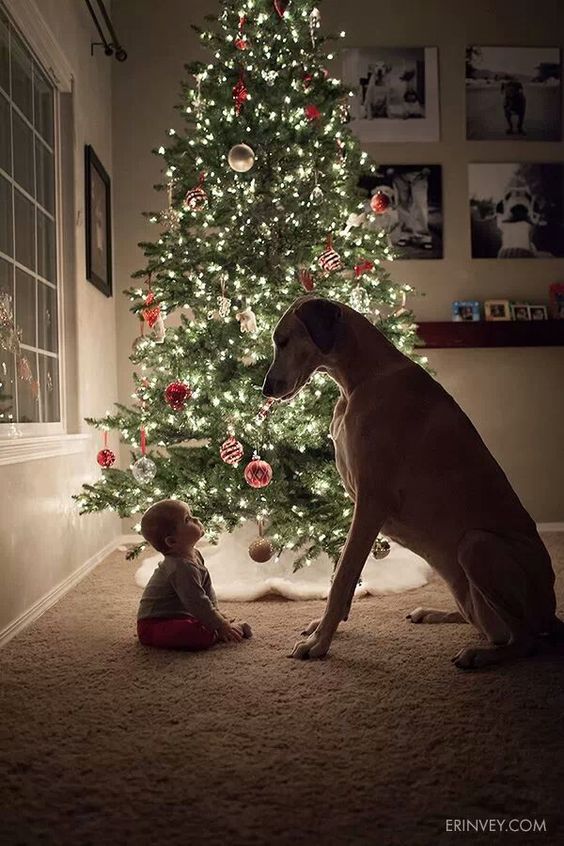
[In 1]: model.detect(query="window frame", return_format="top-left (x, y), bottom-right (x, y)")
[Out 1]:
top-left (0, 0), bottom-right (69, 440)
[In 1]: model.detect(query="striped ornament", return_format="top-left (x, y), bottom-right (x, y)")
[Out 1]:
top-left (183, 184), bottom-right (207, 211)
top-left (220, 435), bottom-right (244, 466)
top-left (318, 244), bottom-right (343, 274)
top-left (244, 457), bottom-right (273, 489)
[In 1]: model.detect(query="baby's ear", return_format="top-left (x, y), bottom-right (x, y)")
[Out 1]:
top-left (164, 535), bottom-right (175, 550)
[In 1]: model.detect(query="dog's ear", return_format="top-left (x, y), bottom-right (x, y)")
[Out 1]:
top-left (295, 299), bottom-right (342, 354)
top-left (496, 201), bottom-right (504, 215)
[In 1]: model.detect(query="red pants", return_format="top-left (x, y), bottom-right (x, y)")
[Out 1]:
top-left (137, 616), bottom-right (217, 651)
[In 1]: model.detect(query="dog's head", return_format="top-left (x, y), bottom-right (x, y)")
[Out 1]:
top-left (496, 184), bottom-right (541, 225)
top-left (368, 62), bottom-right (391, 85)
top-left (262, 297), bottom-right (343, 401)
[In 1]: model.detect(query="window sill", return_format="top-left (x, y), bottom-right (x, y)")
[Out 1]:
top-left (0, 434), bottom-right (91, 466)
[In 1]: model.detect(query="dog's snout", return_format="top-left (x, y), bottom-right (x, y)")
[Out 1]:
top-left (263, 375), bottom-right (287, 399)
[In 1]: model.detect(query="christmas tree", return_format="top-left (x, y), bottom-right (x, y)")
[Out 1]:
top-left (76, 0), bottom-right (427, 569)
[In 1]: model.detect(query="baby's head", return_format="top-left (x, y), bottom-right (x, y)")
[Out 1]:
top-left (140, 499), bottom-right (204, 556)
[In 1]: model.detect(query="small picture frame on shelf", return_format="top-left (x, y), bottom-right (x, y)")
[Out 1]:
top-left (452, 300), bottom-right (480, 321)
top-left (549, 283), bottom-right (564, 318)
top-left (510, 303), bottom-right (530, 321)
top-left (529, 305), bottom-right (548, 320)
top-left (484, 299), bottom-right (511, 321)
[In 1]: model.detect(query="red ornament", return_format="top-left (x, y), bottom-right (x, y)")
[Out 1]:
top-left (299, 269), bottom-right (315, 291)
top-left (303, 72), bottom-right (313, 89)
top-left (235, 15), bottom-right (249, 49)
top-left (164, 381), bottom-right (192, 411)
top-left (305, 104), bottom-right (321, 122)
top-left (233, 78), bottom-right (248, 116)
top-left (370, 191), bottom-right (391, 214)
top-left (354, 259), bottom-right (375, 279)
top-left (220, 435), bottom-right (244, 466)
top-left (244, 457), bottom-right (273, 489)
top-left (142, 291), bottom-right (161, 328)
top-left (97, 448), bottom-right (115, 468)
top-left (273, 0), bottom-right (288, 18)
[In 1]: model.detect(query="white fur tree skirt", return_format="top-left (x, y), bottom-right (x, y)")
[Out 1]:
top-left (134, 520), bottom-right (431, 601)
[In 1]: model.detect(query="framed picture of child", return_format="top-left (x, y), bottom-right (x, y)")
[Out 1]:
top-left (510, 303), bottom-right (530, 320)
top-left (358, 165), bottom-right (443, 259)
top-left (452, 301), bottom-right (481, 321)
top-left (342, 47), bottom-right (440, 142)
top-left (529, 305), bottom-right (548, 320)
top-left (485, 299), bottom-right (511, 321)
top-left (469, 163), bottom-right (564, 259)
top-left (466, 46), bottom-right (561, 141)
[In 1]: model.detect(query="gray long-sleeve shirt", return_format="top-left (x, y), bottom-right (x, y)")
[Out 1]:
top-left (137, 551), bottom-right (224, 630)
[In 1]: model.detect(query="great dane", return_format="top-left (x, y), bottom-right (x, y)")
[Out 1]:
top-left (262, 296), bottom-right (561, 669)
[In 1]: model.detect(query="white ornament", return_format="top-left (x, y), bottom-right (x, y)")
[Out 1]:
top-left (228, 144), bottom-right (255, 173)
top-left (152, 313), bottom-right (166, 343)
top-left (236, 306), bottom-right (258, 334)
top-left (310, 185), bottom-right (324, 204)
top-left (310, 7), bottom-right (321, 45)
top-left (132, 456), bottom-right (156, 484)
top-left (341, 212), bottom-right (366, 236)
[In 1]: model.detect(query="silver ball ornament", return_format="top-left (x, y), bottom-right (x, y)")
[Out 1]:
top-left (132, 456), bottom-right (157, 484)
top-left (372, 537), bottom-right (391, 559)
top-left (228, 143), bottom-right (256, 173)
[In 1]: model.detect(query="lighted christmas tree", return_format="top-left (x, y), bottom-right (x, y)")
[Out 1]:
top-left (76, 0), bottom-right (427, 569)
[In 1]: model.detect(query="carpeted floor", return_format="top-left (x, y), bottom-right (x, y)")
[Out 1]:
top-left (1, 533), bottom-right (564, 846)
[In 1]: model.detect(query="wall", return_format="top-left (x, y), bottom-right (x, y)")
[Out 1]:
top-left (111, 0), bottom-right (564, 521)
top-left (0, 0), bottom-right (120, 640)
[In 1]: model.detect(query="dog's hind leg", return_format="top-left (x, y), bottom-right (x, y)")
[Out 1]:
top-left (407, 608), bottom-right (467, 624)
top-left (451, 529), bottom-right (541, 670)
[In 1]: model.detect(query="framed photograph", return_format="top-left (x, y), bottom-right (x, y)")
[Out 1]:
top-left (510, 303), bottom-right (530, 320)
top-left (342, 47), bottom-right (440, 142)
top-left (484, 299), bottom-right (511, 321)
top-left (529, 305), bottom-right (548, 320)
top-left (85, 145), bottom-right (112, 297)
top-left (549, 283), bottom-right (564, 318)
top-left (466, 46), bottom-right (561, 140)
top-left (469, 163), bottom-right (564, 259)
top-left (452, 301), bottom-right (481, 321)
top-left (358, 165), bottom-right (443, 259)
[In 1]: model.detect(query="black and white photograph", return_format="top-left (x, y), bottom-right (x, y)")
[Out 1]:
top-left (466, 46), bottom-right (561, 140)
top-left (359, 165), bottom-right (443, 259)
top-left (469, 163), bottom-right (564, 259)
top-left (342, 47), bottom-right (440, 142)
top-left (85, 145), bottom-right (113, 297)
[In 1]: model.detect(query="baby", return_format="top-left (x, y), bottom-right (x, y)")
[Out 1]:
top-left (137, 499), bottom-right (252, 650)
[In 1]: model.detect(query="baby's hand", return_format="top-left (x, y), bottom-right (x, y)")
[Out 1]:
top-left (216, 619), bottom-right (243, 643)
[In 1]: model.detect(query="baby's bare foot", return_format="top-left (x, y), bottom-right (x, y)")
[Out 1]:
top-left (239, 621), bottom-right (252, 639)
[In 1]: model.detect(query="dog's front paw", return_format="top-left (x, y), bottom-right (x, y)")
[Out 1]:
top-left (300, 618), bottom-right (321, 636)
top-left (290, 632), bottom-right (331, 660)
top-left (451, 647), bottom-right (487, 670)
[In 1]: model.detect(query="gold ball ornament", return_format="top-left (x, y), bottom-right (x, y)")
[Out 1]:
top-left (248, 537), bottom-right (274, 563)
top-left (372, 537), bottom-right (391, 559)
top-left (228, 143), bottom-right (256, 173)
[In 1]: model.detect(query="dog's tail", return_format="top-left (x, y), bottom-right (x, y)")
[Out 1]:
top-left (546, 616), bottom-right (564, 642)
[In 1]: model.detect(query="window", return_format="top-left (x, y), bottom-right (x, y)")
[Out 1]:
top-left (0, 4), bottom-right (61, 436)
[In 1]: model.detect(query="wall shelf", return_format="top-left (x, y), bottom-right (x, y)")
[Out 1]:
top-left (415, 320), bottom-right (564, 349)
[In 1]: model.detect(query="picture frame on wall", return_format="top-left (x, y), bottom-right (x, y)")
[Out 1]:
top-left (342, 47), bottom-right (440, 142)
top-left (358, 165), bottom-right (443, 259)
top-left (85, 145), bottom-right (112, 297)
top-left (510, 303), bottom-right (531, 320)
top-left (466, 46), bottom-right (561, 141)
top-left (468, 163), bottom-right (564, 259)
top-left (484, 299), bottom-right (511, 321)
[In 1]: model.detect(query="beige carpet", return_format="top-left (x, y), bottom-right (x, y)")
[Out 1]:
top-left (1, 533), bottom-right (564, 845)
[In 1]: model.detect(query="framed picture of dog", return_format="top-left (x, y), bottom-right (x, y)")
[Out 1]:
top-left (342, 47), bottom-right (440, 142)
top-left (358, 165), bottom-right (443, 259)
top-left (466, 46), bottom-right (561, 141)
top-left (469, 163), bottom-right (564, 259)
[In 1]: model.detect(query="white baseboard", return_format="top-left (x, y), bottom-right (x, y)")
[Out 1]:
top-left (538, 523), bottom-right (564, 532)
top-left (0, 534), bottom-right (126, 649)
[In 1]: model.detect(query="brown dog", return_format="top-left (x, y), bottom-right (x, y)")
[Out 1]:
top-left (262, 297), bottom-right (561, 668)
